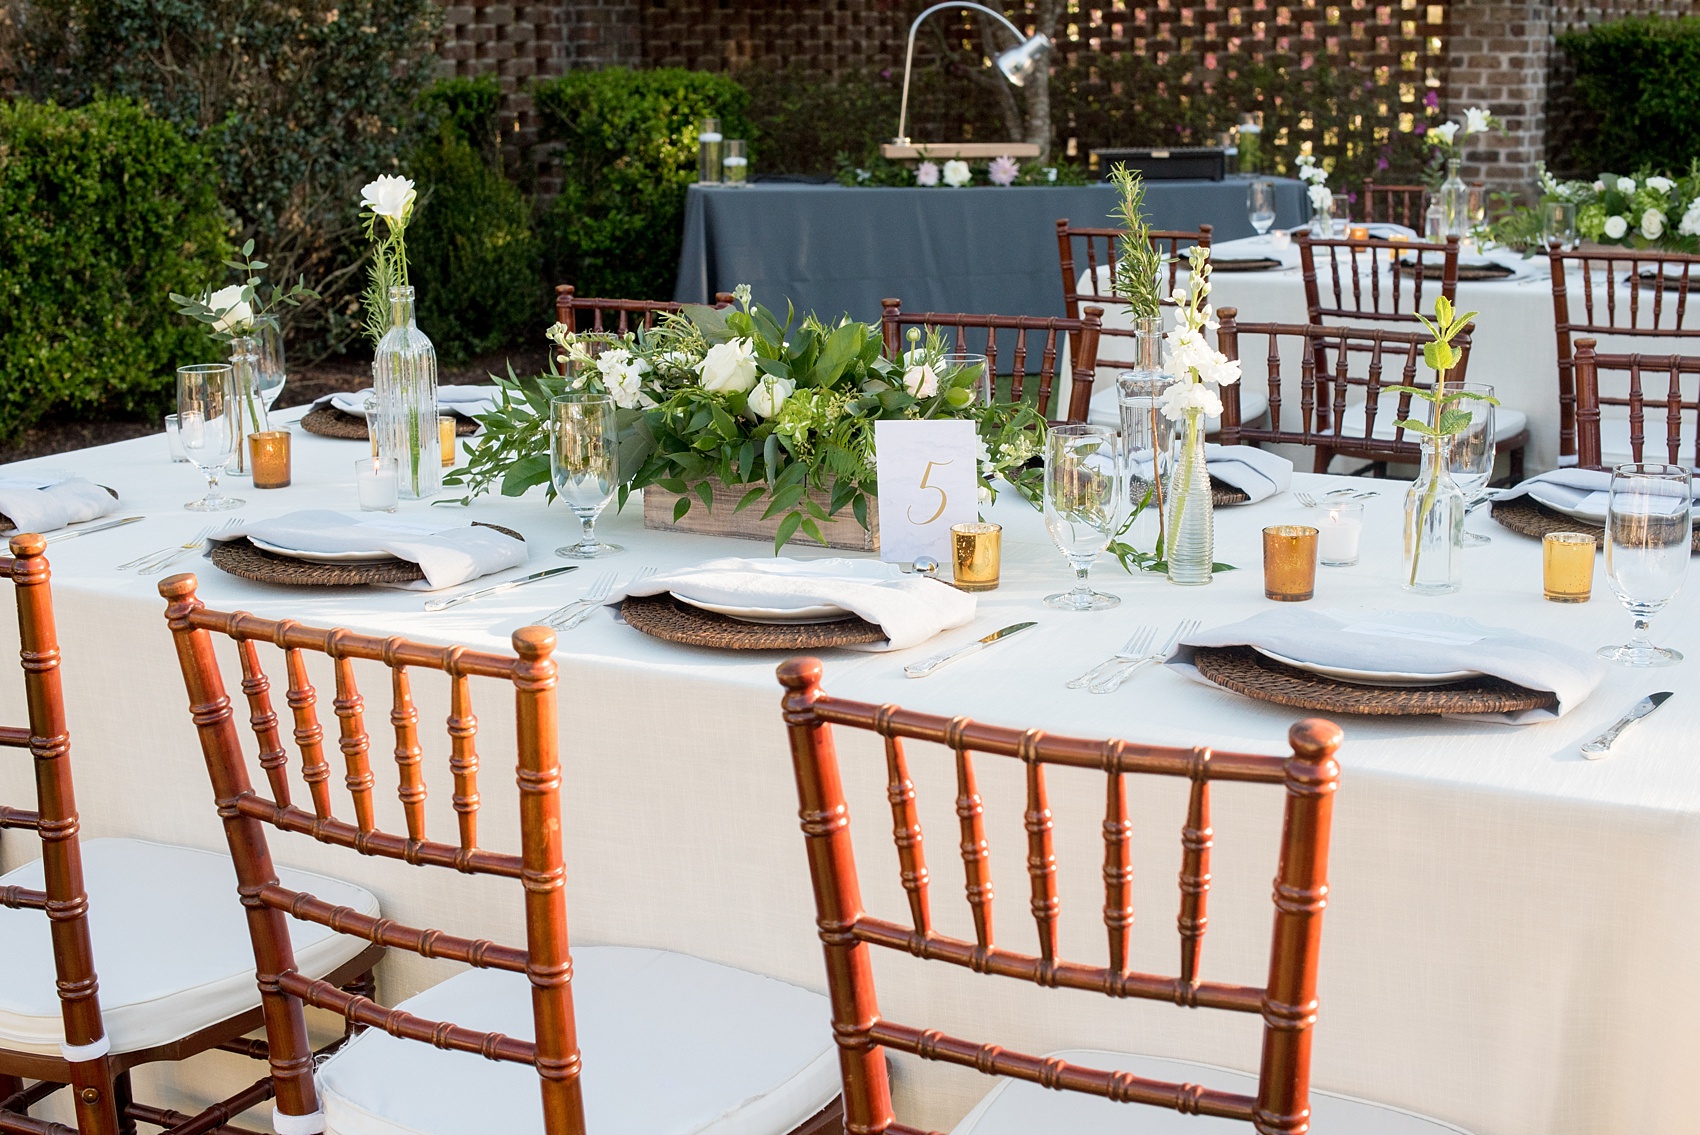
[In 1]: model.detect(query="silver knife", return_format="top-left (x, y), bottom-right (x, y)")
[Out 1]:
top-left (44, 516), bottom-right (145, 543)
top-left (904, 621), bottom-right (1036, 679)
top-left (1581, 691), bottom-right (1673, 759)
top-left (423, 565), bottom-right (579, 612)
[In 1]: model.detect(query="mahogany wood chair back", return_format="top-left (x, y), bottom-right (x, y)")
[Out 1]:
top-left (1357, 181), bottom-right (1429, 230)
top-left (157, 574), bottom-right (585, 1135)
top-left (1055, 220), bottom-right (1211, 372)
top-left (552, 284), bottom-right (735, 337)
top-left (1574, 337), bottom-right (1700, 469)
top-left (1296, 232), bottom-right (1459, 329)
top-left (878, 299), bottom-right (1104, 423)
top-left (776, 657), bottom-right (1342, 1135)
top-left (1546, 247), bottom-right (1700, 462)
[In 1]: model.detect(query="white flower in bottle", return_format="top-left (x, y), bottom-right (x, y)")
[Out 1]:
top-left (1603, 214), bottom-right (1629, 240)
top-left (747, 376), bottom-right (795, 419)
top-left (360, 175), bottom-right (417, 223)
top-left (207, 284), bottom-right (253, 333)
top-left (1159, 380), bottom-right (1223, 422)
top-left (942, 160), bottom-right (972, 187)
top-left (1463, 106), bottom-right (1492, 134)
top-left (1308, 184), bottom-right (1333, 213)
top-left (1642, 209), bottom-right (1666, 240)
top-left (697, 339), bottom-right (759, 394)
top-left (1431, 122), bottom-right (1460, 145)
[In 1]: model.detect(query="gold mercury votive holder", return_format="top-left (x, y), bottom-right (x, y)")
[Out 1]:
top-left (1263, 525), bottom-right (1319, 602)
top-left (1543, 531), bottom-right (1596, 602)
top-left (248, 431), bottom-right (291, 489)
top-left (440, 415), bottom-right (457, 467)
top-left (951, 522), bottom-right (1001, 591)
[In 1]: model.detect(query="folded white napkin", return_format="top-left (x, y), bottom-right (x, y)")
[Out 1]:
top-left (604, 557), bottom-right (976, 651)
top-left (1496, 468), bottom-right (1700, 524)
top-left (1167, 608), bottom-right (1605, 724)
top-left (1204, 444), bottom-right (1292, 502)
top-left (319, 385), bottom-right (499, 421)
top-left (210, 510), bottom-right (529, 591)
top-left (0, 477), bottom-right (118, 534)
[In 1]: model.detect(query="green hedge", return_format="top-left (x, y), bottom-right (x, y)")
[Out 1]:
top-left (0, 97), bottom-right (228, 444)
top-left (536, 68), bottom-right (751, 301)
top-left (1559, 15), bottom-right (1700, 175)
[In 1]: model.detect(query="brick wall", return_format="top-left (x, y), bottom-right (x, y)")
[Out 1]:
top-left (436, 3), bottom-right (570, 166)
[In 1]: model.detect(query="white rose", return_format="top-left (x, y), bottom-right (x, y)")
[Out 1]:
top-left (360, 175), bottom-right (416, 222)
top-left (1616, 177), bottom-right (1636, 195)
top-left (1647, 176), bottom-right (1674, 194)
top-left (1642, 208), bottom-right (1666, 240)
top-left (903, 364), bottom-right (940, 398)
top-left (1463, 106), bottom-right (1492, 134)
top-left (697, 339), bottom-right (759, 394)
top-left (207, 284), bottom-right (253, 333)
top-left (942, 160), bottom-right (972, 188)
top-left (1603, 215), bottom-right (1629, 240)
top-left (1680, 201), bottom-right (1700, 237)
top-left (1431, 122), bottom-right (1459, 145)
top-left (747, 376), bottom-right (795, 419)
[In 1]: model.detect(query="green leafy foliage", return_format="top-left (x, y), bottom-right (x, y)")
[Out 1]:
top-left (535, 68), bottom-right (752, 302)
top-left (1385, 296), bottom-right (1497, 440)
top-left (1108, 165), bottom-right (1166, 322)
top-left (1559, 15), bottom-right (1700, 176)
top-left (0, 97), bottom-right (229, 444)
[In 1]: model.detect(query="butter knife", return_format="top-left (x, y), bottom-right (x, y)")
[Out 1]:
top-left (423, 565), bottom-right (579, 612)
top-left (44, 516), bottom-right (145, 543)
top-left (1581, 691), bottom-right (1673, 759)
top-left (904, 621), bottom-right (1036, 679)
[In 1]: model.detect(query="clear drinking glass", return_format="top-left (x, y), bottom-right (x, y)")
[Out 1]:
top-left (1599, 463), bottom-right (1692, 666)
top-left (177, 364), bottom-right (244, 511)
top-left (164, 413), bottom-right (189, 463)
top-left (1248, 180), bottom-right (1277, 236)
top-left (938, 353), bottom-right (991, 406)
top-left (1543, 200), bottom-right (1578, 250)
top-left (722, 139), bottom-right (749, 186)
top-left (552, 393), bottom-right (624, 559)
top-left (1043, 423), bottom-right (1120, 611)
top-left (1447, 382), bottom-right (1497, 547)
top-left (252, 313), bottom-right (287, 411)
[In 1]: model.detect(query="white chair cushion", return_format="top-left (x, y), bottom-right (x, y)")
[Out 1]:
top-left (1337, 397), bottom-right (1528, 445)
top-left (317, 947), bottom-right (838, 1135)
top-left (1087, 383), bottom-right (1270, 436)
top-left (949, 1050), bottom-right (1473, 1134)
top-left (0, 837), bottom-right (379, 1056)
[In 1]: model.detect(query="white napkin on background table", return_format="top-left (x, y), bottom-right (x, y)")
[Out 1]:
top-left (1204, 444), bottom-right (1291, 502)
top-left (604, 557), bottom-right (975, 651)
top-left (319, 385), bottom-right (500, 421)
top-left (1167, 608), bottom-right (1605, 724)
top-left (0, 477), bottom-right (118, 534)
top-left (210, 511), bottom-right (529, 591)
top-left (1495, 468), bottom-right (1700, 524)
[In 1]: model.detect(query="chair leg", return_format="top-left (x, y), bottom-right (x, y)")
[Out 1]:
top-left (111, 1071), bottom-right (137, 1135)
top-left (0, 1075), bottom-right (24, 1108)
top-left (1311, 448), bottom-right (1333, 474)
top-left (1511, 444), bottom-right (1525, 483)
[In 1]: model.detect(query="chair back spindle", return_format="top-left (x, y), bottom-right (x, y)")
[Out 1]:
top-left (1056, 221), bottom-right (1212, 375)
top-left (552, 286), bottom-right (735, 343)
top-left (1573, 338), bottom-right (1700, 469)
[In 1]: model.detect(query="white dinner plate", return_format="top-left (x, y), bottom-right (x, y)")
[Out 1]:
top-left (248, 536), bottom-right (400, 565)
top-left (1252, 646), bottom-right (1480, 688)
top-left (674, 595), bottom-right (858, 625)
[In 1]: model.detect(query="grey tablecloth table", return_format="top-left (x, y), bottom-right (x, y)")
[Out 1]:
top-left (674, 177), bottom-right (1310, 323)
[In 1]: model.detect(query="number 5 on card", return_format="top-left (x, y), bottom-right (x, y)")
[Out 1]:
top-left (874, 420), bottom-right (979, 564)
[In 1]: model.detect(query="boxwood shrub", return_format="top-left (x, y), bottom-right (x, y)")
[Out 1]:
top-left (1559, 15), bottom-right (1700, 175)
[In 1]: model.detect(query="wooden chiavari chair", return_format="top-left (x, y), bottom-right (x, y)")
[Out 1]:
top-left (1297, 232), bottom-right (1459, 331)
top-left (0, 535), bottom-right (381, 1135)
top-left (551, 285), bottom-right (735, 337)
top-left (156, 576), bottom-right (842, 1135)
top-left (1055, 220), bottom-right (1211, 371)
top-left (1546, 247), bottom-right (1700, 464)
top-left (1358, 181), bottom-right (1429, 230)
top-left (1216, 307), bottom-right (1526, 479)
top-left (776, 658), bottom-right (1469, 1134)
top-left (1574, 338), bottom-right (1700, 470)
top-left (879, 299), bottom-right (1103, 423)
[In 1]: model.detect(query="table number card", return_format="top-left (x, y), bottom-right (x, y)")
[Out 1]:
top-left (874, 419), bottom-right (979, 564)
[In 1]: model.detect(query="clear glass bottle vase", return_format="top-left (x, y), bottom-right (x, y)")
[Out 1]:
top-left (1164, 408), bottom-right (1214, 586)
top-left (372, 285), bottom-right (441, 500)
top-left (1117, 318), bottom-right (1172, 547)
top-left (1402, 435), bottom-right (1465, 594)
top-left (1440, 157), bottom-right (1470, 239)
top-left (226, 334), bottom-right (271, 477)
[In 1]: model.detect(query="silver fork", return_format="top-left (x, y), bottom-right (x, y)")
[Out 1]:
top-left (118, 526), bottom-right (211, 571)
top-left (139, 517), bottom-right (243, 575)
top-left (1294, 491), bottom-right (1321, 508)
top-left (554, 566), bottom-right (658, 631)
top-left (1066, 626), bottom-right (1156, 689)
top-left (543, 571), bottom-right (616, 628)
top-left (1088, 618), bottom-right (1200, 694)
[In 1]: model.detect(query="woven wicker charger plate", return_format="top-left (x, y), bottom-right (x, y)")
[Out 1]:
top-left (1491, 497), bottom-right (1700, 554)
top-left (0, 485), bottom-right (120, 535)
top-left (300, 405), bottom-right (478, 441)
top-left (1193, 645), bottom-right (1556, 716)
top-left (208, 523), bottom-right (523, 587)
top-left (1128, 476), bottom-right (1250, 508)
top-left (1211, 258), bottom-right (1283, 273)
top-left (620, 592), bottom-right (886, 650)
top-left (1395, 262), bottom-right (1514, 282)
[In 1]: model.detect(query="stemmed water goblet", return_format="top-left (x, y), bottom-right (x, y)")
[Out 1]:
top-left (1599, 463), bottom-right (1691, 666)
top-left (177, 364), bottom-right (244, 511)
top-left (1447, 382), bottom-right (1497, 546)
top-left (551, 392), bottom-right (624, 559)
top-left (1043, 423), bottom-right (1121, 611)
top-left (1247, 180), bottom-right (1277, 236)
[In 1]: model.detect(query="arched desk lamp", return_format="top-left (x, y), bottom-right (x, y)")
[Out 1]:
top-left (884, 1), bottom-right (1053, 160)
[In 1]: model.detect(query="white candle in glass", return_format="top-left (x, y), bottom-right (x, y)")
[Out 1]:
top-left (1318, 501), bottom-right (1363, 566)
top-left (355, 456), bottom-right (400, 513)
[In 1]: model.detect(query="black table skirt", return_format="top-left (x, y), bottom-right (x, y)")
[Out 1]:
top-left (674, 177), bottom-right (1310, 324)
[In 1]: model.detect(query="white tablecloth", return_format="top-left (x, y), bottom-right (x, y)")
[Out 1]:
top-left (2, 408), bottom-right (1698, 1135)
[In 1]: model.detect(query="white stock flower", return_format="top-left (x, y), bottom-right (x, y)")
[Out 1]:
top-left (942, 160), bottom-right (972, 187)
top-left (1616, 177), bottom-right (1636, 195)
top-left (697, 339), bottom-right (759, 394)
top-left (1203, 355), bottom-right (1241, 387)
top-left (1159, 380), bottom-right (1223, 422)
top-left (903, 363), bottom-right (940, 398)
top-left (1603, 215), bottom-right (1629, 240)
top-left (360, 175), bottom-right (416, 223)
top-left (1647, 176), bottom-right (1674, 194)
top-left (1642, 208), bottom-right (1666, 240)
top-left (1307, 184), bottom-right (1333, 212)
top-left (1431, 122), bottom-right (1459, 145)
top-left (1680, 201), bottom-right (1700, 238)
top-left (747, 376), bottom-right (795, 419)
top-left (207, 284), bottom-right (253, 333)
top-left (596, 347), bottom-right (651, 409)
top-left (1463, 106), bottom-right (1492, 134)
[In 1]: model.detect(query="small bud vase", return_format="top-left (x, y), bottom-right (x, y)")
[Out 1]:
top-left (1402, 435), bottom-right (1465, 594)
top-left (1164, 408), bottom-right (1214, 585)
top-left (372, 285), bottom-right (441, 499)
top-left (226, 334), bottom-right (271, 477)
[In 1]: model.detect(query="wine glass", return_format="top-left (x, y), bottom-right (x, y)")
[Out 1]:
top-left (1043, 423), bottom-right (1121, 611)
top-left (253, 314), bottom-right (288, 411)
top-left (1247, 180), bottom-right (1277, 236)
top-left (1446, 382), bottom-right (1496, 547)
top-left (1599, 463), bottom-right (1691, 666)
top-left (177, 364), bottom-right (244, 511)
top-left (551, 393), bottom-right (623, 559)
top-left (1542, 200), bottom-right (1579, 251)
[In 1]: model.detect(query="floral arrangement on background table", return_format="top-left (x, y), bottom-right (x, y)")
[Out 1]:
top-left (1486, 162), bottom-right (1700, 254)
top-left (448, 287), bottom-right (1048, 552)
top-left (1294, 154), bottom-right (1333, 223)
top-left (835, 155), bottom-right (1090, 188)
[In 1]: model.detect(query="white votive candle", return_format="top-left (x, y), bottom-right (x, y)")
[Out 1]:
top-left (355, 456), bottom-right (400, 513)
top-left (1318, 501), bottom-right (1363, 566)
